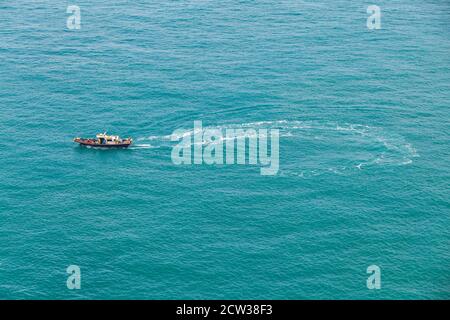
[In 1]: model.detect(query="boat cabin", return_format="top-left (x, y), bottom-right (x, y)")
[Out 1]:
top-left (96, 133), bottom-right (120, 144)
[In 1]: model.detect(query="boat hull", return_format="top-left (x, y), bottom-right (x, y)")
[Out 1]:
top-left (74, 138), bottom-right (132, 148)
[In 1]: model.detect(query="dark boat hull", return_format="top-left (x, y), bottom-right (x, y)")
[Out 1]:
top-left (74, 138), bottom-right (132, 148)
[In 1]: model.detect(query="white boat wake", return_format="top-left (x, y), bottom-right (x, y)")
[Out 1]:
top-left (136, 120), bottom-right (419, 177)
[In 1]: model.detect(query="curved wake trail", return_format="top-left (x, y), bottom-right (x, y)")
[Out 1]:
top-left (136, 120), bottom-right (418, 176)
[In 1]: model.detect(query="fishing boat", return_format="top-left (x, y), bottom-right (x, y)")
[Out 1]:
top-left (73, 133), bottom-right (133, 148)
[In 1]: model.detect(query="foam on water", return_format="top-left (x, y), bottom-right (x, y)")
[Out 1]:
top-left (130, 144), bottom-right (158, 149)
top-left (136, 120), bottom-right (418, 176)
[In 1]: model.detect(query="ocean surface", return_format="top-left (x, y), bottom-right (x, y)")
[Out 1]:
top-left (0, 0), bottom-right (449, 299)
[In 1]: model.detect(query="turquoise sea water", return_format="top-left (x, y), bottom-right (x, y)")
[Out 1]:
top-left (0, 1), bottom-right (449, 299)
